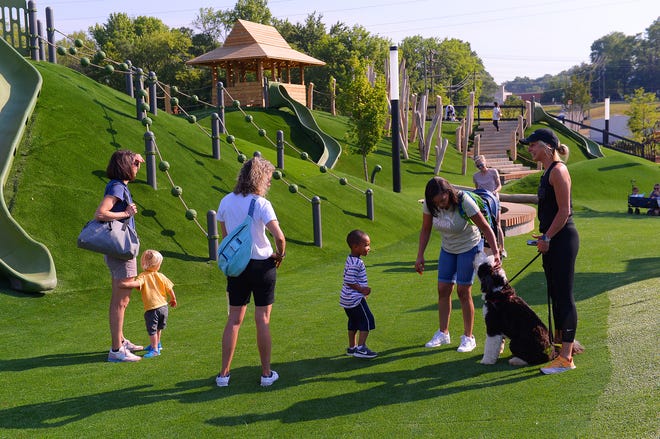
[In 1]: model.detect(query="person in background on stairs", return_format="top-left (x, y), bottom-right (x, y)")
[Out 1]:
top-left (473, 155), bottom-right (506, 257)
top-left (492, 101), bottom-right (502, 132)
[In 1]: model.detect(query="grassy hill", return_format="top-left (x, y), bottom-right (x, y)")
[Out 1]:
top-left (0, 61), bottom-right (658, 437)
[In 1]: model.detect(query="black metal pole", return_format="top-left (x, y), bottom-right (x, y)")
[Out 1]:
top-left (390, 46), bottom-right (401, 193)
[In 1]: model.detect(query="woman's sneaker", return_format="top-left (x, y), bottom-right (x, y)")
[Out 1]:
top-left (457, 335), bottom-right (476, 352)
top-left (425, 330), bottom-right (451, 348)
top-left (122, 338), bottom-right (143, 351)
top-left (216, 374), bottom-right (230, 387)
top-left (540, 356), bottom-right (576, 374)
top-left (108, 346), bottom-right (141, 362)
top-left (260, 370), bottom-right (279, 386)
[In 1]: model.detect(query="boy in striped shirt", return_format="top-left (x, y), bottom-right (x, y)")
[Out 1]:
top-left (340, 230), bottom-right (377, 359)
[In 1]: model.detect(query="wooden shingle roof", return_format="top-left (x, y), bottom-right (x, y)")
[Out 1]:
top-left (186, 19), bottom-right (325, 67)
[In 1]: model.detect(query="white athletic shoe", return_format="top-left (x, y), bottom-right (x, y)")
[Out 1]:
top-left (108, 346), bottom-right (141, 362)
top-left (457, 335), bottom-right (477, 353)
top-left (425, 330), bottom-right (451, 348)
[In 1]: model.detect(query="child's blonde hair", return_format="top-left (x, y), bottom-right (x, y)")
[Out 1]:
top-left (141, 249), bottom-right (163, 271)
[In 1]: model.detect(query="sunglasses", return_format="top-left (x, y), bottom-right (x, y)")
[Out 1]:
top-left (133, 160), bottom-right (142, 167)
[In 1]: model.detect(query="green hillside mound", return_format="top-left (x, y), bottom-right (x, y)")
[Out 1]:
top-left (0, 60), bottom-right (658, 438)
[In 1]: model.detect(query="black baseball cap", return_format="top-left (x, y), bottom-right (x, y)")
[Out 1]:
top-left (520, 128), bottom-right (559, 149)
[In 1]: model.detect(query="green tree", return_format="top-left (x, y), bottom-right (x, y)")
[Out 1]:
top-left (399, 36), bottom-right (488, 106)
top-left (192, 0), bottom-right (272, 44)
top-left (625, 88), bottom-right (659, 142)
top-left (564, 72), bottom-right (591, 113)
top-left (89, 14), bottom-right (194, 94)
top-left (340, 58), bottom-right (389, 181)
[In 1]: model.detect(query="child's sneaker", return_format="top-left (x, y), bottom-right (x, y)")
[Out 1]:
top-left (425, 330), bottom-right (451, 348)
top-left (215, 374), bottom-right (230, 387)
top-left (122, 338), bottom-right (143, 351)
top-left (540, 356), bottom-right (576, 374)
top-left (108, 346), bottom-right (141, 362)
top-left (260, 370), bottom-right (279, 386)
top-left (346, 347), bottom-right (357, 356)
top-left (143, 349), bottom-right (159, 359)
top-left (354, 345), bottom-right (377, 359)
top-left (457, 334), bottom-right (476, 353)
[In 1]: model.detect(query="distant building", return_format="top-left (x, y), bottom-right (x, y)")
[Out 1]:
top-left (495, 85), bottom-right (512, 104)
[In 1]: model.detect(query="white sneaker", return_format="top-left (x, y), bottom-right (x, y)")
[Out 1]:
top-left (122, 338), bottom-right (144, 351)
top-left (108, 346), bottom-right (141, 362)
top-left (215, 374), bottom-right (230, 387)
top-left (457, 335), bottom-right (476, 353)
top-left (260, 370), bottom-right (279, 387)
top-left (425, 330), bottom-right (451, 348)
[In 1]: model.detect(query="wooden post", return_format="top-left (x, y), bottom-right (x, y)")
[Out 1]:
top-left (307, 82), bottom-right (314, 110)
top-left (330, 77), bottom-right (336, 116)
top-left (46, 7), bottom-right (56, 63)
top-left (509, 131), bottom-right (517, 161)
top-left (474, 134), bottom-right (480, 158)
top-left (164, 84), bottom-right (172, 113)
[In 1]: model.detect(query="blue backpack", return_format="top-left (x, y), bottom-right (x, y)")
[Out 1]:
top-left (217, 198), bottom-right (256, 277)
top-left (458, 189), bottom-right (499, 245)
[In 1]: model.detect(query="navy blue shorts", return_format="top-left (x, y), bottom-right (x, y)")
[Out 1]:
top-left (226, 258), bottom-right (277, 307)
top-left (344, 298), bottom-right (375, 332)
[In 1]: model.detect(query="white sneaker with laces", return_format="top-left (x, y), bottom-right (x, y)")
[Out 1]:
top-left (457, 334), bottom-right (476, 353)
top-left (122, 338), bottom-right (143, 351)
top-left (108, 346), bottom-right (141, 362)
top-left (425, 330), bottom-right (451, 348)
top-left (260, 370), bottom-right (279, 387)
top-left (215, 374), bottom-right (230, 387)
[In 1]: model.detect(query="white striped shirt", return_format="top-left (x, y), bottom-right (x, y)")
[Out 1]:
top-left (340, 255), bottom-right (368, 309)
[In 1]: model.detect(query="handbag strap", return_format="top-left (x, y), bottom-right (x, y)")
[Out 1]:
top-left (247, 197), bottom-right (257, 218)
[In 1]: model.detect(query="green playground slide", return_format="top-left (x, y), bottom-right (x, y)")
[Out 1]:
top-left (0, 37), bottom-right (57, 292)
top-left (532, 102), bottom-right (603, 159)
top-left (268, 82), bottom-right (342, 169)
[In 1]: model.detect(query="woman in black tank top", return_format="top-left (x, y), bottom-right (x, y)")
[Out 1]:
top-left (521, 128), bottom-right (580, 375)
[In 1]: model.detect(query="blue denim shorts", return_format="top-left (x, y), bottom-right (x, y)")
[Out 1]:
top-left (437, 242), bottom-right (482, 286)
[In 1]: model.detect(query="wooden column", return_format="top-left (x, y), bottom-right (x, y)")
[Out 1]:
top-left (211, 66), bottom-right (218, 106)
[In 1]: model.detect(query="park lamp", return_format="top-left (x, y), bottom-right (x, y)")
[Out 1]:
top-left (390, 45), bottom-right (401, 192)
top-left (604, 97), bottom-right (610, 145)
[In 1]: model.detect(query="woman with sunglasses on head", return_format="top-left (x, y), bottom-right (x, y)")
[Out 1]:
top-left (415, 177), bottom-right (500, 354)
top-left (473, 155), bottom-right (505, 256)
top-left (521, 128), bottom-right (580, 374)
top-left (95, 150), bottom-right (145, 362)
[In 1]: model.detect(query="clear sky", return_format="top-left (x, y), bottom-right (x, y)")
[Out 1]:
top-left (38, 0), bottom-right (658, 84)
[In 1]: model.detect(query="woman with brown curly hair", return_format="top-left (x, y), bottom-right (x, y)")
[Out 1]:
top-left (215, 157), bottom-right (286, 387)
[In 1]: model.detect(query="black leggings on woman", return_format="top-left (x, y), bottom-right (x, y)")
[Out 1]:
top-left (542, 222), bottom-right (579, 343)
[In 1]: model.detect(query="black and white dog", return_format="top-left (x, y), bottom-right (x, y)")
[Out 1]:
top-left (475, 253), bottom-right (553, 366)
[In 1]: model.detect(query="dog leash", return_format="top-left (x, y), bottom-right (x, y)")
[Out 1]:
top-left (507, 251), bottom-right (555, 346)
top-left (507, 252), bottom-right (541, 283)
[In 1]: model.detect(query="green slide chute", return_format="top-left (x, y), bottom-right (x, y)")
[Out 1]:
top-left (268, 82), bottom-right (342, 169)
top-left (532, 102), bottom-right (603, 159)
top-left (0, 37), bottom-right (57, 291)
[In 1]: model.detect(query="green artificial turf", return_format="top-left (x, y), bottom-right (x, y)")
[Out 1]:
top-left (0, 61), bottom-right (658, 438)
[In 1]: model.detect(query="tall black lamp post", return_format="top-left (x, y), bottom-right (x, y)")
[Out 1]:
top-left (390, 46), bottom-right (401, 193)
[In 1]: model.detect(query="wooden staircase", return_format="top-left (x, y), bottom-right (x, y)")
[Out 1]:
top-left (473, 120), bottom-right (540, 182)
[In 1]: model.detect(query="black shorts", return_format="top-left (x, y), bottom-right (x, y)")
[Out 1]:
top-left (344, 298), bottom-right (375, 332)
top-left (226, 258), bottom-right (277, 307)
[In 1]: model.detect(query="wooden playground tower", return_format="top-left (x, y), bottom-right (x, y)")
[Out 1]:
top-left (187, 19), bottom-right (325, 108)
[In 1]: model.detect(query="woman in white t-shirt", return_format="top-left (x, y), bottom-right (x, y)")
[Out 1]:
top-left (415, 177), bottom-right (500, 353)
top-left (215, 157), bottom-right (286, 388)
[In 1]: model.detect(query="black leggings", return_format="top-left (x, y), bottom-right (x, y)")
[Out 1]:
top-left (542, 222), bottom-right (579, 343)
